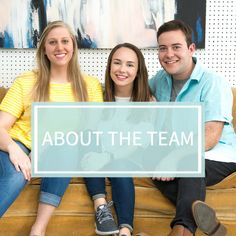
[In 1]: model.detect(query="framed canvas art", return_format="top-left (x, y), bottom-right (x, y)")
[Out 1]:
top-left (0, 0), bottom-right (206, 48)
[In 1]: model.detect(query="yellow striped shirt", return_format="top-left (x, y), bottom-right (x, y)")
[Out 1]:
top-left (0, 71), bottom-right (103, 149)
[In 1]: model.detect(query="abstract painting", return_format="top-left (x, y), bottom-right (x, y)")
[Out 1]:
top-left (0, 0), bottom-right (206, 49)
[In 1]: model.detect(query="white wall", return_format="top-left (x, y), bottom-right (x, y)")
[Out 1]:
top-left (0, 0), bottom-right (235, 87)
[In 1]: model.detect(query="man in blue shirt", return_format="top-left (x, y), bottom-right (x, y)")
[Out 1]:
top-left (149, 20), bottom-right (236, 236)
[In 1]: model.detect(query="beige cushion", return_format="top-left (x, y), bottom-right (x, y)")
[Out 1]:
top-left (0, 87), bottom-right (8, 102)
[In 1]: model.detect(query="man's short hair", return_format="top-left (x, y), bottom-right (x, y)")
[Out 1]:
top-left (157, 20), bottom-right (193, 47)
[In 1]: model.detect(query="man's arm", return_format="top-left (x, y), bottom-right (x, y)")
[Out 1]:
top-left (205, 121), bottom-right (224, 151)
top-left (153, 121), bottom-right (225, 181)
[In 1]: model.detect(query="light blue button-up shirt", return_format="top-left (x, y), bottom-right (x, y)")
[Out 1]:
top-left (149, 57), bottom-right (236, 162)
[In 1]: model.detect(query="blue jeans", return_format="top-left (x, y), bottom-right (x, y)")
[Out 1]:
top-left (84, 177), bottom-right (135, 231)
top-left (153, 159), bottom-right (236, 233)
top-left (0, 141), bottom-right (70, 217)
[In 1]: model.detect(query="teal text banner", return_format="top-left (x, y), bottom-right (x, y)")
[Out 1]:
top-left (32, 102), bottom-right (204, 177)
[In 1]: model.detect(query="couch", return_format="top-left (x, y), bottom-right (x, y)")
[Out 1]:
top-left (0, 87), bottom-right (236, 236)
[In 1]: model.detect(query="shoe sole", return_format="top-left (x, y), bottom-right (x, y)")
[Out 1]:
top-left (95, 229), bottom-right (119, 235)
top-left (95, 224), bottom-right (119, 235)
top-left (192, 200), bottom-right (227, 236)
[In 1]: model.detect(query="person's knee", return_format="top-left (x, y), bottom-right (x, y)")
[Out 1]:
top-left (0, 171), bottom-right (27, 216)
top-left (10, 171), bottom-right (27, 193)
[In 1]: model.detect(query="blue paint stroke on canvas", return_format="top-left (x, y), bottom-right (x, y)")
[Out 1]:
top-left (175, 0), bottom-right (206, 48)
top-left (196, 17), bottom-right (203, 44)
top-left (3, 31), bottom-right (14, 48)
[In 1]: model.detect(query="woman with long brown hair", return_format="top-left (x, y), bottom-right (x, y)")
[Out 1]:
top-left (85, 43), bottom-right (154, 236)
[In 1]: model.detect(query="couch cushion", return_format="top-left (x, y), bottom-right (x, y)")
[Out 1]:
top-left (133, 173), bottom-right (236, 190)
top-left (29, 174), bottom-right (236, 190)
top-left (208, 172), bottom-right (236, 189)
top-left (0, 87), bottom-right (8, 102)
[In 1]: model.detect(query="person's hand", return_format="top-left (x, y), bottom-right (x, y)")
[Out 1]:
top-left (152, 177), bottom-right (175, 181)
top-left (8, 142), bottom-right (31, 181)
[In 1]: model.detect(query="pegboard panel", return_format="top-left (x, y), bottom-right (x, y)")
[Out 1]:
top-left (0, 0), bottom-right (235, 88)
top-left (0, 49), bottom-right (36, 87)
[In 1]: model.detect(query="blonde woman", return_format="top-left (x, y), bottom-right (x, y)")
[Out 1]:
top-left (0, 21), bottom-right (103, 236)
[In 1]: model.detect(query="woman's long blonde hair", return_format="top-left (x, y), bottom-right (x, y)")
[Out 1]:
top-left (31, 20), bottom-right (88, 102)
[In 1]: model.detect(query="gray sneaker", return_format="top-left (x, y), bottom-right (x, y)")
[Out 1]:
top-left (95, 201), bottom-right (119, 235)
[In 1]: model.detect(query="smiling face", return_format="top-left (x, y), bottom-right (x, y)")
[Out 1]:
top-left (158, 29), bottom-right (195, 80)
top-left (110, 47), bottom-right (138, 95)
top-left (44, 26), bottom-right (74, 69)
